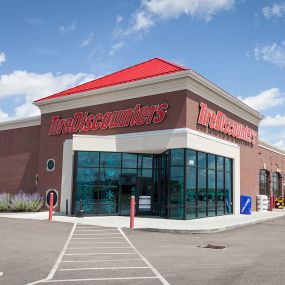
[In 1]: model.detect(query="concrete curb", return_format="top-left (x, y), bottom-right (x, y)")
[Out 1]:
top-left (131, 214), bottom-right (285, 234)
top-left (1, 211), bottom-right (285, 234)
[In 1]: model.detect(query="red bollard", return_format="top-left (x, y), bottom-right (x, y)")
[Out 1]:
top-left (130, 196), bottom-right (135, 229)
top-left (49, 192), bottom-right (54, 221)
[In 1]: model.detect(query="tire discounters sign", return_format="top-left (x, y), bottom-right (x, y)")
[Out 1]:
top-left (197, 102), bottom-right (257, 144)
top-left (48, 103), bottom-right (169, 136)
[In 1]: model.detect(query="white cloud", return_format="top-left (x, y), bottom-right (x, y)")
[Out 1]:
top-left (59, 20), bottom-right (77, 35)
top-left (116, 15), bottom-right (123, 23)
top-left (259, 118), bottom-right (285, 149)
top-left (128, 0), bottom-right (235, 34)
top-left (275, 139), bottom-right (285, 148)
top-left (0, 70), bottom-right (94, 121)
top-left (242, 88), bottom-right (285, 112)
top-left (254, 41), bottom-right (285, 68)
top-left (263, 2), bottom-right (285, 20)
top-left (0, 52), bottom-right (6, 66)
top-left (109, 41), bottom-right (125, 56)
top-left (0, 109), bottom-right (9, 122)
top-left (259, 113), bottom-right (285, 149)
top-left (130, 11), bottom-right (154, 33)
top-left (113, 16), bottom-right (125, 39)
top-left (260, 114), bottom-right (285, 127)
top-left (81, 32), bottom-right (94, 47)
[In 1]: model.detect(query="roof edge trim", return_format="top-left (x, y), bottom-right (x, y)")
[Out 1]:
top-left (259, 139), bottom-right (285, 157)
top-left (0, 116), bottom-right (41, 131)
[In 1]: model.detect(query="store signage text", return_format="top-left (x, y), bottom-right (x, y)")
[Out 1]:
top-left (197, 102), bottom-right (256, 144)
top-left (48, 103), bottom-right (169, 136)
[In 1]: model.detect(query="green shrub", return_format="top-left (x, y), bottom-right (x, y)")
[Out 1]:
top-left (28, 193), bottom-right (43, 212)
top-left (0, 193), bottom-right (10, 211)
top-left (9, 192), bottom-right (43, 212)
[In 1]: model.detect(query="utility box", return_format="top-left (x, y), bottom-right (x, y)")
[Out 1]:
top-left (240, 195), bottom-right (252, 215)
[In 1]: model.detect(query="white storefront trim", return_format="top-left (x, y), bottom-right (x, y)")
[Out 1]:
top-left (60, 139), bottom-right (74, 213)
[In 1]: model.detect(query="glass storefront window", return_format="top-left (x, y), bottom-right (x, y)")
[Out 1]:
top-left (225, 172), bottom-right (232, 214)
top-left (186, 167), bottom-right (196, 219)
top-left (122, 168), bottom-right (137, 175)
top-left (225, 158), bottom-right (232, 172)
top-left (74, 149), bottom-right (233, 220)
top-left (75, 167), bottom-right (99, 214)
top-left (217, 156), bottom-right (224, 171)
top-left (98, 186), bottom-right (118, 215)
top-left (186, 149), bottom-right (196, 167)
top-left (122, 153), bottom-right (137, 168)
top-left (138, 154), bottom-right (153, 169)
top-left (217, 171), bottom-right (225, 215)
top-left (100, 152), bottom-right (121, 167)
top-left (207, 169), bottom-right (216, 217)
top-left (169, 166), bottom-right (184, 219)
top-left (78, 151), bottom-right (99, 167)
top-left (100, 168), bottom-right (120, 185)
top-left (138, 169), bottom-right (153, 178)
top-left (197, 168), bottom-right (206, 218)
top-left (198, 152), bottom-right (206, 168)
top-left (171, 149), bottom-right (184, 166)
top-left (208, 154), bottom-right (215, 170)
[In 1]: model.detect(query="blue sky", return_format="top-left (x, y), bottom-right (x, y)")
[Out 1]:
top-left (0, 0), bottom-right (285, 146)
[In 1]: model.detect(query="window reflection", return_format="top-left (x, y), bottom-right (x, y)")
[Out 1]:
top-left (171, 149), bottom-right (184, 166)
top-left (186, 150), bottom-right (196, 167)
top-left (122, 153), bottom-right (137, 168)
top-left (198, 152), bottom-right (206, 168)
top-left (100, 152), bottom-right (121, 167)
top-left (78, 152), bottom-right (99, 167)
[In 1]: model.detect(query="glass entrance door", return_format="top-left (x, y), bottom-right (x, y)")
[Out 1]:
top-left (119, 174), bottom-right (136, 215)
top-left (137, 177), bottom-right (153, 215)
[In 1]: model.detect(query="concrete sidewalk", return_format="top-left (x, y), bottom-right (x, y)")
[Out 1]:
top-left (1, 210), bottom-right (285, 233)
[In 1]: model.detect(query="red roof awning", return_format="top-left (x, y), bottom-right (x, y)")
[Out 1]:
top-left (35, 57), bottom-right (188, 103)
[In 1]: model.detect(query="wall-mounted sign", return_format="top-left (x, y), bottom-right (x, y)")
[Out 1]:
top-left (48, 103), bottom-right (169, 136)
top-left (139, 196), bottom-right (151, 210)
top-left (197, 102), bottom-right (256, 144)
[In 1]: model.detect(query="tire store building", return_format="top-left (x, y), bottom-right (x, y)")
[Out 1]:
top-left (0, 58), bottom-right (284, 219)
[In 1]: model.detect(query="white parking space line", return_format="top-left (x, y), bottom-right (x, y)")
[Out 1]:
top-left (42, 276), bottom-right (158, 282)
top-left (119, 228), bottom-right (170, 285)
top-left (26, 224), bottom-right (169, 284)
top-left (46, 223), bottom-right (77, 280)
top-left (64, 252), bottom-right (136, 256)
top-left (74, 233), bottom-right (121, 236)
top-left (75, 229), bottom-right (118, 232)
top-left (69, 241), bottom-right (127, 244)
top-left (58, 266), bottom-right (150, 271)
top-left (76, 226), bottom-right (111, 229)
top-left (71, 237), bottom-right (124, 240)
top-left (60, 258), bottom-right (143, 263)
top-left (68, 246), bottom-right (131, 249)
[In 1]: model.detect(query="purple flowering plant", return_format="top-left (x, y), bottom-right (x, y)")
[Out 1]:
top-left (0, 192), bottom-right (43, 212)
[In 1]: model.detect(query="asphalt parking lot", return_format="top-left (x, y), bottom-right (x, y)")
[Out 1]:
top-left (0, 218), bottom-right (73, 285)
top-left (1, 216), bottom-right (285, 285)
